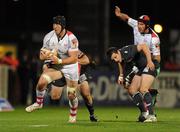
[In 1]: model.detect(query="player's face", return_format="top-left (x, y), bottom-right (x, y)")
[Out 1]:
top-left (53, 23), bottom-right (62, 35)
top-left (111, 52), bottom-right (121, 63)
top-left (138, 21), bottom-right (146, 33)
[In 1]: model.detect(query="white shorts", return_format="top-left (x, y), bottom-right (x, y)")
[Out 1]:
top-left (61, 62), bottom-right (79, 81)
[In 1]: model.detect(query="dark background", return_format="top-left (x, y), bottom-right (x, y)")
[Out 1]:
top-left (0, 0), bottom-right (179, 68)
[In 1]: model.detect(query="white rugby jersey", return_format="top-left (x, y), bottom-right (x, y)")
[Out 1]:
top-left (43, 30), bottom-right (79, 59)
top-left (42, 30), bottom-right (79, 68)
top-left (128, 18), bottom-right (160, 56)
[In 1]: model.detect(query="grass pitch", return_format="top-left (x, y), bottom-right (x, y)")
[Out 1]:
top-left (0, 106), bottom-right (180, 132)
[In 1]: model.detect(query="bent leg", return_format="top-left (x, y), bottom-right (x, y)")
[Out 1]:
top-left (80, 81), bottom-right (97, 122)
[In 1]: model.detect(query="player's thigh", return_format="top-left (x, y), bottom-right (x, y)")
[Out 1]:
top-left (80, 81), bottom-right (91, 96)
top-left (50, 85), bottom-right (63, 100)
top-left (43, 70), bottom-right (63, 81)
top-left (66, 78), bottom-right (78, 88)
top-left (128, 75), bottom-right (141, 94)
top-left (139, 74), bottom-right (155, 93)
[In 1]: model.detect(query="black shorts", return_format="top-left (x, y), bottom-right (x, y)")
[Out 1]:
top-left (50, 72), bottom-right (89, 88)
top-left (140, 60), bottom-right (160, 77)
top-left (123, 60), bottom-right (160, 86)
top-left (51, 77), bottom-right (66, 87)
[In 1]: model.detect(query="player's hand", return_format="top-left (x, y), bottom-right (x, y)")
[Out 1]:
top-left (147, 61), bottom-right (155, 71)
top-left (50, 55), bottom-right (60, 64)
top-left (118, 75), bottom-right (124, 85)
top-left (115, 6), bottom-right (121, 17)
top-left (40, 48), bottom-right (53, 59)
top-left (89, 60), bottom-right (97, 69)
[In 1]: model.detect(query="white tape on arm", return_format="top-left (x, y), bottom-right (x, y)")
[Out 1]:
top-left (58, 59), bottom-right (62, 64)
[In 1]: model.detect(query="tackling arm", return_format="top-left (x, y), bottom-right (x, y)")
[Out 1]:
top-left (78, 53), bottom-right (90, 65)
top-left (137, 44), bottom-right (155, 70)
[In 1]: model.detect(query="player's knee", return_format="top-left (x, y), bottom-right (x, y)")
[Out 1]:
top-left (67, 86), bottom-right (76, 100)
top-left (139, 87), bottom-right (149, 94)
top-left (128, 87), bottom-right (138, 95)
top-left (51, 94), bottom-right (60, 100)
top-left (37, 80), bottom-right (47, 91)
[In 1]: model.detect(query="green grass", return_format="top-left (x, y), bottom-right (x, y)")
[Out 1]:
top-left (0, 106), bottom-right (180, 132)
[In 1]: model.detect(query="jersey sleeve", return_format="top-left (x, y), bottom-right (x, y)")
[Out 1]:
top-left (42, 31), bottom-right (54, 49)
top-left (128, 18), bottom-right (138, 28)
top-left (151, 37), bottom-right (160, 56)
top-left (68, 33), bottom-right (79, 52)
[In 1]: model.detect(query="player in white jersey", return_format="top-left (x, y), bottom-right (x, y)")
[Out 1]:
top-left (25, 15), bottom-right (79, 123)
top-left (114, 6), bottom-right (161, 122)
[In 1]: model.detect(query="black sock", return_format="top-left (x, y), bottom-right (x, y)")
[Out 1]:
top-left (83, 97), bottom-right (94, 116)
top-left (143, 92), bottom-right (154, 115)
top-left (131, 92), bottom-right (147, 113)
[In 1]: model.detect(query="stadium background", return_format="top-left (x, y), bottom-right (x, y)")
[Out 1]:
top-left (0, 0), bottom-right (180, 109)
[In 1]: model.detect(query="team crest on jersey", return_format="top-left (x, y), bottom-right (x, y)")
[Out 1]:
top-left (71, 38), bottom-right (78, 49)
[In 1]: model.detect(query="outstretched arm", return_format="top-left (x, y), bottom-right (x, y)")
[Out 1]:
top-left (115, 6), bottom-right (130, 22)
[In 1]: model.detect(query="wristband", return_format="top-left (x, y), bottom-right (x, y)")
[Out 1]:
top-left (58, 59), bottom-right (62, 64)
top-left (118, 76), bottom-right (123, 81)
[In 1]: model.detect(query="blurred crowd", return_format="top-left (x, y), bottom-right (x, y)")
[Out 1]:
top-left (0, 50), bottom-right (42, 105)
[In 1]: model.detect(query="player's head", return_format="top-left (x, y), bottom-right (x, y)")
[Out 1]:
top-left (137, 15), bottom-right (150, 33)
top-left (53, 15), bottom-right (66, 35)
top-left (106, 47), bottom-right (121, 63)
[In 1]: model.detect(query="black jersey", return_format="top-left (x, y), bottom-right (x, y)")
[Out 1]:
top-left (119, 45), bottom-right (147, 69)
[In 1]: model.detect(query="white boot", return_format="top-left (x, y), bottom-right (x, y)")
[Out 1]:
top-left (144, 115), bottom-right (157, 122)
top-left (25, 103), bottom-right (43, 112)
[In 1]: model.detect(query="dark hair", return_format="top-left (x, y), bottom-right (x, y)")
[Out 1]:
top-left (106, 47), bottom-right (119, 61)
top-left (53, 15), bottom-right (66, 29)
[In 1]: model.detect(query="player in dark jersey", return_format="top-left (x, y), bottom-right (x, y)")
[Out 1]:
top-left (46, 50), bottom-right (98, 122)
top-left (106, 44), bottom-right (158, 122)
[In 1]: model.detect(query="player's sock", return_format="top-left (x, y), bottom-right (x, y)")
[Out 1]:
top-left (83, 96), bottom-right (94, 116)
top-left (36, 90), bottom-right (46, 106)
top-left (69, 97), bottom-right (78, 119)
top-left (149, 89), bottom-right (158, 106)
top-left (131, 92), bottom-right (147, 113)
top-left (143, 92), bottom-right (154, 115)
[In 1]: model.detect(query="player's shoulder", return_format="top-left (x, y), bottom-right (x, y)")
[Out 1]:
top-left (44, 30), bottom-right (55, 39)
top-left (150, 28), bottom-right (159, 38)
top-left (121, 45), bottom-right (136, 52)
top-left (67, 30), bottom-right (76, 37)
top-left (67, 30), bottom-right (78, 42)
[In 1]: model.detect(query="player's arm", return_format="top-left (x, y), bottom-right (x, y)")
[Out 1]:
top-left (39, 48), bottom-right (50, 60)
top-left (151, 37), bottom-right (161, 63)
top-left (51, 50), bottom-right (78, 65)
top-left (153, 55), bottom-right (161, 63)
top-left (39, 48), bottom-right (57, 60)
top-left (137, 44), bottom-right (155, 70)
top-left (117, 62), bottom-right (124, 85)
top-left (78, 53), bottom-right (90, 65)
top-left (115, 6), bottom-right (130, 22)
